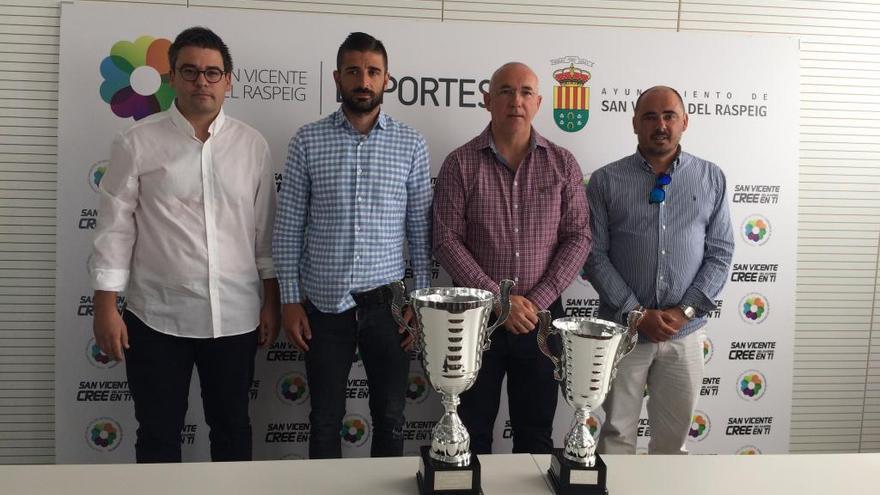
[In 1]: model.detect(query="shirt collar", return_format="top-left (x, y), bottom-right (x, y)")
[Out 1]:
top-left (168, 100), bottom-right (226, 139)
top-left (332, 106), bottom-right (389, 133)
top-left (634, 146), bottom-right (686, 174)
top-left (477, 124), bottom-right (546, 152)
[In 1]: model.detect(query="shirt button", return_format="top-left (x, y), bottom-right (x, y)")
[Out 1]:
top-left (515, 252), bottom-right (520, 257)
top-left (514, 204), bottom-right (519, 209)
top-left (514, 228), bottom-right (519, 233)
top-left (662, 225), bottom-right (667, 230)
top-left (358, 196), bottom-right (363, 202)
top-left (358, 168), bottom-right (363, 174)
top-left (514, 181), bottom-right (518, 187)
top-left (659, 275), bottom-right (664, 280)
top-left (514, 277), bottom-right (519, 282)
top-left (661, 250), bottom-right (666, 255)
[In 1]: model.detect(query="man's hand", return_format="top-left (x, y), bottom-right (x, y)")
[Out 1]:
top-left (502, 295), bottom-right (539, 335)
top-left (399, 306), bottom-right (416, 351)
top-left (660, 307), bottom-right (689, 332)
top-left (92, 290), bottom-right (128, 361)
top-left (636, 308), bottom-right (678, 343)
top-left (258, 302), bottom-right (281, 348)
top-left (258, 279), bottom-right (281, 348)
top-left (282, 303), bottom-right (312, 352)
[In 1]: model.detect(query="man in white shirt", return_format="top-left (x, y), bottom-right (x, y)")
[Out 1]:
top-left (91, 27), bottom-right (279, 463)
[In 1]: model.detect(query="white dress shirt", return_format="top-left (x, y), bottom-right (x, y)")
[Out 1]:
top-left (91, 103), bottom-right (276, 338)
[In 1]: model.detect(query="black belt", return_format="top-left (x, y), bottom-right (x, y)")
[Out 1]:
top-left (351, 284), bottom-right (394, 308)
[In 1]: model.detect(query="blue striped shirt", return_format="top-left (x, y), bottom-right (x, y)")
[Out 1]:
top-left (273, 108), bottom-right (432, 312)
top-left (584, 150), bottom-right (734, 340)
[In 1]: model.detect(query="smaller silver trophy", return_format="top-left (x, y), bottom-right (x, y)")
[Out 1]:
top-left (390, 280), bottom-right (513, 495)
top-left (536, 313), bottom-right (640, 495)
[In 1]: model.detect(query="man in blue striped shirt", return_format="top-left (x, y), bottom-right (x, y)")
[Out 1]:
top-left (273, 32), bottom-right (432, 459)
top-left (586, 86), bottom-right (734, 454)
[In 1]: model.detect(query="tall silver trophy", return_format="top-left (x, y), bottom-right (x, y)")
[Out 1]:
top-left (390, 280), bottom-right (513, 495)
top-left (536, 313), bottom-right (640, 495)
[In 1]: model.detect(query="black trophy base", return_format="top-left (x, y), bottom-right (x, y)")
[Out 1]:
top-left (416, 445), bottom-right (482, 495)
top-left (547, 448), bottom-right (609, 495)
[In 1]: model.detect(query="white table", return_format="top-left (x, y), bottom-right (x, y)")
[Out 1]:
top-left (3, 453), bottom-right (879, 494)
top-left (0, 454), bottom-right (552, 495)
top-left (533, 453), bottom-right (880, 495)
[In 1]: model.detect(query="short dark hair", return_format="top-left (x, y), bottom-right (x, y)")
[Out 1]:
top-left (336, 32), bottom-right (387, 71)
top-left (168, 27), bottom-right (233, 73)
top-left (634, 86), bottom-right (685, 114)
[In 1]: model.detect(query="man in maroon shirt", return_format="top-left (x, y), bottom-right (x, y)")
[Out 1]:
top-left (433, 62), bottom-right (591, 454)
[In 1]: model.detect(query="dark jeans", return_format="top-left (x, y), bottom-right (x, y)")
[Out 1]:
top-left (303, 299), bottom-right (410, 459)
top-left (458, 298), bottom-right (564, 455)
top-left (123, 311), bottom-right (258, 463)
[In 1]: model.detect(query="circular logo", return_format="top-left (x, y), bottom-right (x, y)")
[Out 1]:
top-left (340, 414), bottom-right (371, 449)
top-left (99, 36), bottom-right (174, 121)
top-left (740, 293), bottom-right (769, 324)
top-left (276, 372), bottom-right (309, 406)
top-left (737, 445), bottom-right (762, 455)
top-left (405, 372), bottom-right (430, 404)
top-left (741, 215), bottom-right (771, 246)
top-left (86, 417), bottom-right (122, 452)
top-left (737, 370), bottom-right (767, 401)
top-left (86, 338), bottom-right (118, 369)
top-left (688, 411), bottom-right (711, 442)
top-left (702, 336), bottom-right (713, 364)
top-left (88, 160), bottom-right (110, 193)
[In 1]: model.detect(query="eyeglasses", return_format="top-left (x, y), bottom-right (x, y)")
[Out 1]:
top-left (649, 173), bottom-right (672, 204)
top-left (177, 67), bottom-right (225, 83)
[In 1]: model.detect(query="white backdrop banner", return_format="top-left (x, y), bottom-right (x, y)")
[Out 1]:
top-left (55, 1), bottom-right (799, 462)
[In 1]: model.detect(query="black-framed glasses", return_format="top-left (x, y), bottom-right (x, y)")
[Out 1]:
top-left (649, 172), bottom-right (672, 204)
top-left (177, 66), bottom-right (226, 83)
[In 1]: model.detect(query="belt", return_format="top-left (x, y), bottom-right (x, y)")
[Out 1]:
top-left (351, 283), bottom-right (394, 308)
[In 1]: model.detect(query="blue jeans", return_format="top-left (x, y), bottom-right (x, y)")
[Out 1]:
top-left (303, 299), bottom-right (409, 458)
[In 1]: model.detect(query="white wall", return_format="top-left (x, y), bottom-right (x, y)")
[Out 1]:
top-left (0, 0), bottom-right (877, 463)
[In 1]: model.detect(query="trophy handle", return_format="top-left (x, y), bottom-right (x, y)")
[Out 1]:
top-left (388, 280), bottom-right (419, 349)
top-left (536, 311), bottom-right (562, 381)
top-left (486, 279), bottom-right (514, 337)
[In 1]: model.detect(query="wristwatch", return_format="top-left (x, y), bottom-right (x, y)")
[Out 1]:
top-left (679, 304), bottom-right (696, 320)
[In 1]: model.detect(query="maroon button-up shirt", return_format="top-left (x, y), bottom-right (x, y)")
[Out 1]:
top-left (433, 125), bottom-right (591, 310)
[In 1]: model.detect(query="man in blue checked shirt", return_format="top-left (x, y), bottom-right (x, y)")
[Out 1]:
top-left (586, 86), bottom-right (734, 455)
top-left (273, 32), bottom-right (432, 459)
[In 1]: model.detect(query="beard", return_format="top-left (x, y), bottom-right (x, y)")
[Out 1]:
top-left (340, 87), bottom-right (383, 114)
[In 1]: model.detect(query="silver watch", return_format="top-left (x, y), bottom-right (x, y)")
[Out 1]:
top-left (679, 304), bottom-right (696, 320)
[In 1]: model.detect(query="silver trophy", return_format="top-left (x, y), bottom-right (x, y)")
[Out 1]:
top-left (536, 314), bottom-right (639, 495)
top-left (390, 280), bottom-right (513, 495)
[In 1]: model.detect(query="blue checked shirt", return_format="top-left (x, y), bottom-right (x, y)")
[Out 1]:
top-left (273, 108), bottom-right (432, 313)
top-left (584, 149), bottom-right (734, 340)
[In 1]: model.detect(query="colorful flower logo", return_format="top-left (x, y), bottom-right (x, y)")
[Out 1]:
top-left (88, 160), bottom-right (109, 193)
top-left (86, 417), bottom-right (122, 452)
top-left (738, 370), bottom-right (766, 401)
top-left (740, 293), bottom-right (769, 324)
top-left (737, 445), bottom-right (762, 455)
top-left (86, 338), bottom-right (117, 369)
top-left (99, 36), bottom-right (175, 121)
top-left (405, 373), bottom-right (430, 404)
top-left (741, 215), bottom-right (771, 246)
top-left (702, 337), bottom-right (713, 364)
top-left (276, 372), bottom-right (309, 405)
top-left (340, 414), bottom-right (370, 448)
top-left (688, 411), bottom-right (710, 441)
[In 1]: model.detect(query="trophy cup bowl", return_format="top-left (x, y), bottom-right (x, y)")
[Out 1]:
top-left (390, 280), bottom-right (513, 495)
top-left (536, 315), bottom-right (638, 495)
